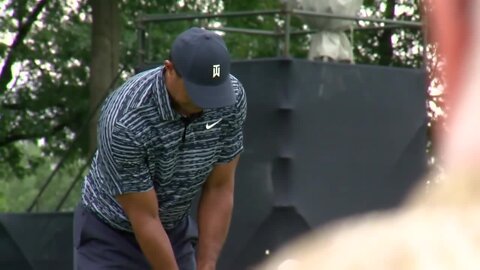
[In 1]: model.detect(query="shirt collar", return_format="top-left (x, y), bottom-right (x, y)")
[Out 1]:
top-left (154, 66), bottom-right (181, 121)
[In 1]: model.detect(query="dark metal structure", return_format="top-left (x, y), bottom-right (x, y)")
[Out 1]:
top-left (213, 58), bottom-right (427, 269)
top-left (1, 58), bottom-right (426, 269)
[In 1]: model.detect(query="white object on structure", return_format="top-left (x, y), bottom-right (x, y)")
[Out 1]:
top-left (309, 31), bottom-right (354, 62)
top-left (294, 0), bottom-right (363, 62)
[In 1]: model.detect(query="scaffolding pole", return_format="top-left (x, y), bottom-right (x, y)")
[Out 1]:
top-left (137, 10), bottom-right (282, 23)
top-left (135, 9), bottom-right (423, 65)
top-left (204, 26), bottom-right (278, 36)
top-left (137, 9), bottom-right (423, 27)
top-left (291, 9), bottom-right (422, 27)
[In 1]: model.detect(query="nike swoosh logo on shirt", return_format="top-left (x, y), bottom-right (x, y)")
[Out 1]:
top-left (206, 119), bottom-right (222, 129)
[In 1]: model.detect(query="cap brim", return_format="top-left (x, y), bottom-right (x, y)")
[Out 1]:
top-left (184, 77), bottom-right (235, 109)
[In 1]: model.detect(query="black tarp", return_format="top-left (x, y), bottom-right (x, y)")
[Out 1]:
top-left (217, 58), bottom-right (427, 269)
top-left (0, 58), bottom-right (427, 270)
top-left (0, 213), bottom-right (73, 270)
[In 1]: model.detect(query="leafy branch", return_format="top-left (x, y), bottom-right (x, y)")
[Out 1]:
top-left (0, 120), bottom-right (68, 147)
top-left (0, 0), bottom-right (48, 93)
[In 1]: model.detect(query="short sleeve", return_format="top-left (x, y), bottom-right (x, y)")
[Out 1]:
top-left (216, 78), bottom-right (247, 164)
top-left (98, 123), bottom-right (153, 196)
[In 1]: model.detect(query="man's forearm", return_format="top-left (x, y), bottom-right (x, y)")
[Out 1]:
top-left (197, 186), bottom-right (234, 269)
top-left (132, 217), bottom-right (178, 270)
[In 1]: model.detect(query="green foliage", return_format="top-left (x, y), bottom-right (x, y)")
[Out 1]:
top-left (136, 0), bottom-right (308, 61)
top-left (353, 0), bottom-right (424, 67)
top-left (1, 0), bottom-right (93, 212)
top-left (1, 0), bottom-right (91, 160)
top-left (0, 0), bottom-right (429, 212)
top-left (0, 141), bottom-right (85, 212)
top-left (223, 0), bottom-right (284, 59)
top-left (132, 0), bottom-right (224, 65)
top-left (222, 0), bottom-right (309, 59)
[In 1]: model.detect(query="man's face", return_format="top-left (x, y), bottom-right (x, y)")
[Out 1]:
top-left (164, 60), bottom-right (201, 112)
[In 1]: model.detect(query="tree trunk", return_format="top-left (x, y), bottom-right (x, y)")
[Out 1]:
top-left (378, 0), bottom-right (395, 66)
top-left (89, 0), bottom-right (120, 157)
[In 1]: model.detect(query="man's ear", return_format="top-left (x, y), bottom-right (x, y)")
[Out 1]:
top-left (164, 60), bottom-right (173, 71)
top-left (163, 60), bottom-right (174, 76)
top-left (164, 60), bottom-right (178, 78)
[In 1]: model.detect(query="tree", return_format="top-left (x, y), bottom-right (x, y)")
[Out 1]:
top-left (0, 0), bottom-right (230, 211)
top-left (0, 0), bottom-right (431, 212)
top-left (1, 0), bottom-right (91, 177)
top-left (353, 0), bottom-right (424, 68)
top-left (88, 0), bottom-right (120, 156)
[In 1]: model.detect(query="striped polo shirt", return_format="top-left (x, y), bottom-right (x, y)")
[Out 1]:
top-left (81, 66), bottom-right (247, 231)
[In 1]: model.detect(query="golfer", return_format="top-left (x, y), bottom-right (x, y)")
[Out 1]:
top-left (74, 27), bottom-right (247, 270)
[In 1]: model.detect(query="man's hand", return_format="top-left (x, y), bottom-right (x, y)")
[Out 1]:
top-left (197, 156), bottom-right (240, 269)
top-left (116, 189), bottom-right (179, 270)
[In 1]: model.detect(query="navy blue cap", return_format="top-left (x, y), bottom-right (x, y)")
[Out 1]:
top-left (170, 27), bottom-right (235, 109)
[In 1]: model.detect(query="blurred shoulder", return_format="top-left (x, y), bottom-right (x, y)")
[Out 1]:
top-left (230, 74), bottom-right (247, 111)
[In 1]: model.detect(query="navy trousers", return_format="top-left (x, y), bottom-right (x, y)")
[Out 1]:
top-left (73, 204), bottom-right (198, 270)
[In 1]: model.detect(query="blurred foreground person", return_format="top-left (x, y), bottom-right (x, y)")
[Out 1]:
top-left (259, 1), bottom-right (480, 269)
